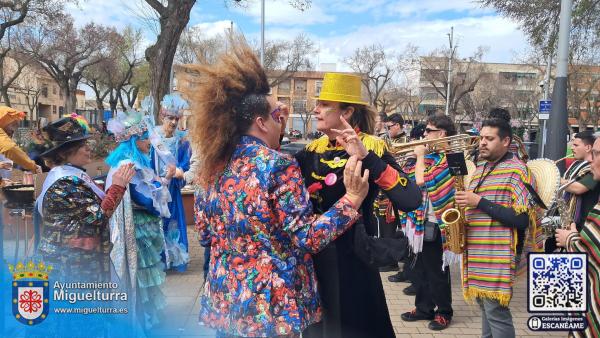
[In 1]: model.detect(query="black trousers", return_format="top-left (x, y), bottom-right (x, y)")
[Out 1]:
top-left (412, 225), bottom-right (453, 318)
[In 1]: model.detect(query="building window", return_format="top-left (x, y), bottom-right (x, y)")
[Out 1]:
top-left (278, 97), bottom-right (290, 106)
top-left (59, 106), bottom-right (64, 116)
top-left (41, 85), bottom-right (48, 98)
top-left (278, 80), bottom-right (291, 95)
top-left (292, 117), bottom-right (303, 133)
top-left (292, 99), bottom-right (307, 113)
top-left (52, 105), bottom-right (56, 114)
top-left (315, 80), bottom-right (323, 96)
top-left (294, 79), bottom-right (307, 95)
top-left (53, 86), bottom-right (57, 95)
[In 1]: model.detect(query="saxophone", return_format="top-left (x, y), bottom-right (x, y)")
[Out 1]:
top-left (440, 175), bottom-right (466, 254)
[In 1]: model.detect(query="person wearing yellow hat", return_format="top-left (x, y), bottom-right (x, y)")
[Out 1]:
top-left (296, 73), bottom-right (422, 338)
top-left (0, 106), bottom-right (40, 173)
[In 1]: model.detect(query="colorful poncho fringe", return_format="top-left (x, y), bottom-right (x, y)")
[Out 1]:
top-left (463, 155), bottom-right (543, 307)
top-left (398, 153), bottom-right (456, 262)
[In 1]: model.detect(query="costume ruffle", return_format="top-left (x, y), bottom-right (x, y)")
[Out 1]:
top-left (164, 219), bottom-right (190, 269)
top-left (133, 210), bottom-right (166, 328)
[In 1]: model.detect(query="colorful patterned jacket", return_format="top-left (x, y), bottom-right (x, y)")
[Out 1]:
top-left (194, 135), bottom-right (360, 337)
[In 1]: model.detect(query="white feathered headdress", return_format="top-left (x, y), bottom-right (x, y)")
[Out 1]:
top-left (160, 93), bottom-right (188, 118)
top-left (107, 96), bottom-right (156, 142)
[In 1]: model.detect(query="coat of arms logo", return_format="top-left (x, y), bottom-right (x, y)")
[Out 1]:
top-left (8, 260), bottom-right (52, 325)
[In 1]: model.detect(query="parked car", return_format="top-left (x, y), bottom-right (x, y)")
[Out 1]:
top-left (280, 142), bottom-right (306, 156)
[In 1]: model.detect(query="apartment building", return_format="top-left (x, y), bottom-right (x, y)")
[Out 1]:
top-left (0, 57), bottom-right (86, 122)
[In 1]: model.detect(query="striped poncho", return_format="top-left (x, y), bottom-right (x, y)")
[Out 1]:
top-left (398, 153), bottom-right (455, 254)
top-left (567, 203), bottom-right (600, 338)
top-left (463, 154), bottom-right (541, 306)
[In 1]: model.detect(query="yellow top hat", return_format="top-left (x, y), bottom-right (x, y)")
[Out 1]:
top-left (315, 73), bottom-right (368, 105)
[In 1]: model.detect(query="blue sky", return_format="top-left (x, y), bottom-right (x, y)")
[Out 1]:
top-left (67, 0), bottom-right (531, 74)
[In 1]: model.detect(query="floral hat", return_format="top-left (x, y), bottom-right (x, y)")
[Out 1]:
top-left (107, 97), bottom-right (156, 142)
top-left (160, 93), bottom-right (189, 118)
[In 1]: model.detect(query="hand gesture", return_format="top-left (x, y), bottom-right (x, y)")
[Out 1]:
top-left (175, 168), bottom-right (184, 179)
top-left (112, 163), bottom-right (136, 188)
top-left (331, 116), bottom-right (368, 159)
top-left (555, 222), bottom-right (577, 248)
top-left (166, 164), bottom-right (176, 180)
top-left (342, 155), bottom-right (370, 208)
top-left (413, 145), bottom-right (428, 157)
top-left (0, 161), bottom-right (12, 170)
top-left (455, 190), bottom-right (481, 208)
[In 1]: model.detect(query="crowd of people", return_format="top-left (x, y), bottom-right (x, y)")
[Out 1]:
top-left (1, 35), bottom-right (597, 338)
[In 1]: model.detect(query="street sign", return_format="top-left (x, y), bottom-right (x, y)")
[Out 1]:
top-left (539, 100), bottom-right (552, 120)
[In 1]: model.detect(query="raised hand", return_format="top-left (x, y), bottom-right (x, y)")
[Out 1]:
top-left (112, 163), bottom-right (136, 188)
top-left (342, 155), bottom-right (370, 208)
top-left (331, 116), bottom-right (368, 159)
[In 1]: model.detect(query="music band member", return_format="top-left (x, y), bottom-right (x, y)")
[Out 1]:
top-left (398, 114), bottom-right (456, 331)
top-left (455, 118), bottom-right (541, 338)
top-left (555, 134), bottom-right (600, 338)
top-left (561, 131), bottom-right (600, 229)
top-left (546, 131), bottom-right (600, 253)
top-left (378, 113), bottom-right (410, 273)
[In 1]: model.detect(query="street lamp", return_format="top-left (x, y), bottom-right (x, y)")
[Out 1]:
top-left (445, 27), bottom-right (454, 116)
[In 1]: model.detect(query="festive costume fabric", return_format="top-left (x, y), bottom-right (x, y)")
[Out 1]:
top-left (194, 135), bottom-right (360, 337)
top-left (153, 128), bottom-right (191, 272)
top-left (106, 104), bottom-right (171, 330)
top-left (34, 164), bottom-right (126, 338)
top-left (566, 203), bottom-right (600, 338)
top-left (296, 133), bottom-right (421, 338)
top-left (463, 153), bottom-right (542, 306)
top-left (375, 134), bottom-right (409, 223)
top-left (107, 159), bottom-right (170, 329)
top-left (398, 153), bottom-right (455, 258)
top-left (37, 165), bottom-right (120, 281)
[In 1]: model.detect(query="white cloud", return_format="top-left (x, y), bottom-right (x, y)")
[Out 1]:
top-left (385, 0), bottom-right (494, 18)
top-left (312, 15), bottom-right (528, 67)
top-left (66, 0), bottom-right (143, 30)
top-left (191, 20), bottom-right (237, 38)
top-left (231, 0), bottom-right (336, 26)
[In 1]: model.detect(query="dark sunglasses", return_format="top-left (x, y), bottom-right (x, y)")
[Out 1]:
top-left (425, 127), bottom-right (441, 133)
top-left (270, 106), bottom-right (283, 124)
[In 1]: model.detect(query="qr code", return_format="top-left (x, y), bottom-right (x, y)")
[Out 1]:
top-left (528, 253), bottom-right (587, 312)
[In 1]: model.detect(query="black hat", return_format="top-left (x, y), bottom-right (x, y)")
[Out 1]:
top-left (40, 117), bottom-right (90, 158)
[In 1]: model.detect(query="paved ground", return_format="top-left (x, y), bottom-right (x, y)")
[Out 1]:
top-left (154, 227), bottom-right (560, 338)
top-left (1, 225), bottom-right (560, 337)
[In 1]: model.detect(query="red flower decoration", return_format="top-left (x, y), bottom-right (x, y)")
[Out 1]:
top-left (307, 182), bottom-right (323, 194)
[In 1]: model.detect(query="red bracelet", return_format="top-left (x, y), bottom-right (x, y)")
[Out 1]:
top-left (340, 195), bottom-right (357, 209)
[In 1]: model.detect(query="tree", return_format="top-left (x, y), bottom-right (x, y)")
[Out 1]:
top-left (344, 44), bottom-right (418, 114)
top-left (261, 34), bottom-right (317, 86)
top-left (143, 0), bottom-right (197, 117)
top-left (419, 46), bottom-right (488, 119)
top-left (175, 25), bottom-right (226, 64)
top-left (0, 0), bottom-right (64, 42)
top-left (19, 13), bottom-right (115, 114)
top-left (143, 0), bottom-right (312, 118)
top-left (479, 0), bottom-right (600, 52)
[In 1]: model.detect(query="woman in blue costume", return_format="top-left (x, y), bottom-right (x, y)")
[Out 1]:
top-left (153, 93), bottom-right (192, 272)
top-left (105, 104), bottom-right (174, 330)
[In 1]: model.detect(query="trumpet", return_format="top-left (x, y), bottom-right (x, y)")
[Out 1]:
top-left (389, 134), bottom-right (479, 162)
top-left (554, 155), bottom-right (574, 164)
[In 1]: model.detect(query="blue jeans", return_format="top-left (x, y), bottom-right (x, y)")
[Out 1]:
top-left (477, 298), bottom-right (515, 338)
